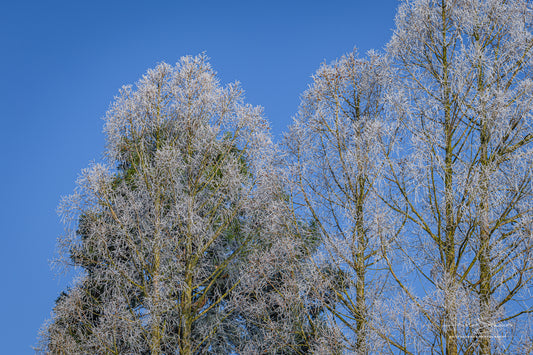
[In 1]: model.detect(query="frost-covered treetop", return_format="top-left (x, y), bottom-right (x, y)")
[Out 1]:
top-left (103, 54), bottom-right (272, 175)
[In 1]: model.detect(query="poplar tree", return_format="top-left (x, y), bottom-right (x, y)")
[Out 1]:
top-left (383, 0), bottom-right (533, 353)
top-left (285, 50), bottom-right (393, 354)
top-left (39, 55), bottom-right (276, 354)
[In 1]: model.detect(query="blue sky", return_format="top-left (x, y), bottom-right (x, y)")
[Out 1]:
top-left (0, 0), bottom-right (398, 352)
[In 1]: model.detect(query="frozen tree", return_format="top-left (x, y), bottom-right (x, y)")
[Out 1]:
top-left (383, 0), bottom-right (533, 354)
top-left (284, 50), bottom-right (394, 354)
top-left (38, 54), bottom-right (289, 354)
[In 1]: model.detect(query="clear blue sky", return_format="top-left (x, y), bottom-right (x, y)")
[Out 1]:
top-left (0, 0), bottom-right (398, 352)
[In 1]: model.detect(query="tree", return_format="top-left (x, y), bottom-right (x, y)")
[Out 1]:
top-left (38, 55), bottom-right (278, 354)
top-left (284, 50), bottom-right (393, 354)
top-left (383, 0), bottom-right (533, 353)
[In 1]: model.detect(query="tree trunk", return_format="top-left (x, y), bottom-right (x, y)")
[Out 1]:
top-left (479, 123), bottom-right (492, 354)
top-left (355, 174), bottom-right (367, 354)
